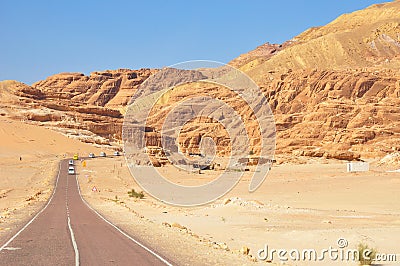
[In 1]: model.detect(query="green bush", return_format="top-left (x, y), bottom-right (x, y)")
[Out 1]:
top-left (358, 243), bottom-right (377, 265)
top-left (128, 189), bottom-right (144, 199)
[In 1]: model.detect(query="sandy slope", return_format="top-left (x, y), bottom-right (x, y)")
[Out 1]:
top-left (0, 117), bottom-right (103, 241)
top-left (77, 157), bottom-right (400, 265)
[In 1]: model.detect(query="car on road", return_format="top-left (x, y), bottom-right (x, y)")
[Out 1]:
top-left (89, 153), bottom-right (95, 158)
top-left (68, 166), bottom-right (75, 175)
top-left (68, 160), bottom-right (74, 166)
top-left (113, 151), bottom-right (120, 156)
top-left (100, 152), bottom-right (106, 157)
top-left (73, 154), bottom-right (79, 160)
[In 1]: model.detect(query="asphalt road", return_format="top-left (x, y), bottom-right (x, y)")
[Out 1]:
top-left (0, 159), bottom-right (171, 266)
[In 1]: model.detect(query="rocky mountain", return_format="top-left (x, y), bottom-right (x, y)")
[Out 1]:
top-left (236, 0), bottom-right (400, 160)
top-left (0, 69), bottom-right (155, 146)
top-left (32, 69), bottom-right (155, 112)
top-left (1, 1), bottom-right (400, 162)
top-left (260, 68), bottom-right (400, 159)
top-left (237, 0), bottom-right (400, 73)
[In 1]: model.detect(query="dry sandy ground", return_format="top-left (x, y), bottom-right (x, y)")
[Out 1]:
top-left (0, 117), bottom-right (103, 242)
top-left (77, 156), bottom-right (400, 266)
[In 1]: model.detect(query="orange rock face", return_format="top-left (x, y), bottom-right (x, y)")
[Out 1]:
top-left (0, 69), bottom-right (155, 146)
top-left (32, 69), bottom-right (155, 109)
top-left (256, 68), bottom-right (400, 159)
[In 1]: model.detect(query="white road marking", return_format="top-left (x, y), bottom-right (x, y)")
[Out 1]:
top-left (2, 247), bottom-right (21, 251)
top-left (0, 161), bottom-right (62, 252)
top-left (67, 216), bottom-right (79, 266)
top-left (66, 169), bottom-right (80, 266)
top-left (75, 173), bottom-right (173, 266)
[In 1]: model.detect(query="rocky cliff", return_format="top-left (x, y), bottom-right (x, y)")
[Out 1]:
top-left (261, 68), bottom-right (400, 159)
top-left (0, 69), bottom-right (155, 146)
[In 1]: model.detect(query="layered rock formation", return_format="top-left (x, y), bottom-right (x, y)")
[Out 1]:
top-left (0, 69), bottom-right (155, 146)
top-left (261, 68), bottom-right (400, 159)
top-left (32, 69), bottom-right (155, 112)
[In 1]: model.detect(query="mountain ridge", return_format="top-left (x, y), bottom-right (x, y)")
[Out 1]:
top-left (238, 0), bottom-right (400, 73)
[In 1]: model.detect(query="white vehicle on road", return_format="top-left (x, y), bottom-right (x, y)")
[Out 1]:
top-left (68, 160), bottom-right (74, 166)
top-left (68, 166), bottom-right (75, 175)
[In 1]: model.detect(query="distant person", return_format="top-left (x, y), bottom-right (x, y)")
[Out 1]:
top-left (19, 156), bottom-right (22, 161)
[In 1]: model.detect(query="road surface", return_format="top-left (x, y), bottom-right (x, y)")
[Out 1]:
top-left (0, 159), bottom-right (171, 265)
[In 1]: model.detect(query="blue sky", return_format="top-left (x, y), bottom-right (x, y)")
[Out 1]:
top-left (0, 0), bottom-right (390, 84)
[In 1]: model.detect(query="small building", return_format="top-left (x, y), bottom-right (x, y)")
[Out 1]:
top-left (347, 162), bottom-right (369, 172)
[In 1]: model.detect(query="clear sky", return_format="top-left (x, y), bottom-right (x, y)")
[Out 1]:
top-left (0, 0), bottom-right (391, 84)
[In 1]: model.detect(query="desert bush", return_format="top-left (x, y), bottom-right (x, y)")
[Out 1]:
top-left (128, 189), bottom-right (144, 199)
top-left (357, 243), bottom-right (377, 265)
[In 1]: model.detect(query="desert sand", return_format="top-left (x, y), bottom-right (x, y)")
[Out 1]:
top-left (75, 155), bottom-right (400, 265)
